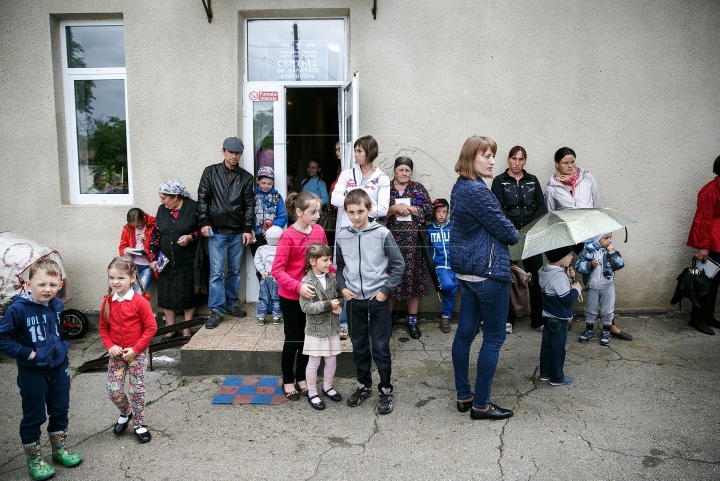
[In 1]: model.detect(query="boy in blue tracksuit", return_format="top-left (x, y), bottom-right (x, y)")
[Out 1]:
top-left (0, 259), bottom-right (82, 480)
top-left (426, 198), bottom-right (458, 333)
top-left (575, 232), bottom-right (624, 346)
top-left (538, 246), bottom-right (582, 386)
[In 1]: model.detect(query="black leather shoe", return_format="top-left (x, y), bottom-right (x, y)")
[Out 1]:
top-left (227, 306), bottom-right (247, 318)
top-left (409, 324), bottom-right (422, 339)
top-left (113, 412), bottom-right (132, 435)
top-left (134, 426), bottom-right (152, 443)
top-left (322, 388), bottom-right (343, 402)
top-left (456, 395), bottom-right (474, 413)
top-left (308, 395), bottom-right (325, 410)
top-left (706, 317), bottom-right (720, 329)
top-left (689, 319), bottom-right (715, 335)
top-left (470, 403), bottom-right (513, 420)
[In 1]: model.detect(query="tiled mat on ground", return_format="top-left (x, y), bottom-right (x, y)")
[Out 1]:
top-left (211, 376), bottom-right (287, 405)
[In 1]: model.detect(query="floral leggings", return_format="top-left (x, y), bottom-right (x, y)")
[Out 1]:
top-left (106, 349), bottom-right (148, 429)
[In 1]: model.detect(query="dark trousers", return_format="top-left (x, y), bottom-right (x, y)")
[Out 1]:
top-left (539, 317), bottom-right (569, 383)
top-left (691, 250), bottom-right (720, 322)
top-left (508, 254), bottom-right (544, 327)
top-left (348, 298), bottom-right (393, 392)
top-left (17, 362), bottom-right (70, 444)
top-left (279, 296), bottom-right (309, 385)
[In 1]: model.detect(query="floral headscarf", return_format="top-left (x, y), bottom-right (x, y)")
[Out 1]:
top-left (158, 180), bottom-right (193, 199)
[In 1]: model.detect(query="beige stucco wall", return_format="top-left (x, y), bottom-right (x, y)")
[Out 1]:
top-left (1, 1), bottom-right (718, 312)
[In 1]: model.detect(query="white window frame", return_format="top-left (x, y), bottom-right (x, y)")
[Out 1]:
top-left (60, 20), bottom-right (132, 205)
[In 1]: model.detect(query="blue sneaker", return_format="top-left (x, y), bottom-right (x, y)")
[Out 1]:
top-left (578, 329), bottom-right (594, 343)
top-left (600, 331), bottom-right (611, 346)
top-left (550, 376), bottom-right (574, 386)
top-left (539, 376), bottom-right (549, 382)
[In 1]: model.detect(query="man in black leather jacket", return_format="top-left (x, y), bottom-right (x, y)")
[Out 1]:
top-left (197, 137), bottom-right (255, 328)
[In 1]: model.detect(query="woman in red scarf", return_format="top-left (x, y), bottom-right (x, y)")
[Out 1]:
top-left (545, 147), bottom-right (632, 341)
top-left (686, 155), bottom-right (720, 335)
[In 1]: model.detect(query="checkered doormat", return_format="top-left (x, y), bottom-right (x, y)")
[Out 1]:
top-left (211, 376), bottom-right (287, 405)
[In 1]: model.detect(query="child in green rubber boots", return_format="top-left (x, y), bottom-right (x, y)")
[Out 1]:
top-left (0, 259), bottom-right (82, 480)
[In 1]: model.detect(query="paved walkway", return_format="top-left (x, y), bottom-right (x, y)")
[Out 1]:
top-left (1, 311), bottom-right (719, 480)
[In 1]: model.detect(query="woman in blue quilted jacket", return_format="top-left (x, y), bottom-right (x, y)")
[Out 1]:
top-left (450, 136), bottom-right (519, 421)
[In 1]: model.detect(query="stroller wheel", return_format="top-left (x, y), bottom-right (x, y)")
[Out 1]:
top-left (60, 309), bottom-right (90, 339)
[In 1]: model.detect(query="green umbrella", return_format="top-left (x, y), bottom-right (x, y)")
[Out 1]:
top-left (509, 208), bottom-right (636, 261)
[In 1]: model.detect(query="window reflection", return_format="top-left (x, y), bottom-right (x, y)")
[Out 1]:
top-left (74, 79), bottom-right (128, 194)
top-left (66, 26), bottom-right (125, 68)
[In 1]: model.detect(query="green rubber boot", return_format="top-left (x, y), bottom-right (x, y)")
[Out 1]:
top-left (23, 441), bottom-right (55, 481)
top-left (49, 430), bottom-right (83, 468)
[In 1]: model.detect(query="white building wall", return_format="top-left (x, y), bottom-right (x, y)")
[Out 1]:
top-left (1, 0), bottom-right (718, 311)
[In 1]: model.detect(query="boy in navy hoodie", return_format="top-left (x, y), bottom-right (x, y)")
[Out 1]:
top-left (0, 259), bottom-right (82, 480)
top-left (538, 246), bottom-right (582, 386)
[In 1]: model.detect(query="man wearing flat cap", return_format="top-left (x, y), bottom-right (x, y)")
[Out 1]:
top-left (197, 137), bottom-right (256, 328)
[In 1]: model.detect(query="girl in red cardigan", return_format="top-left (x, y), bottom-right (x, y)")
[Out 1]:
top-left (272, 191), bottom-right (329, 400)
top-left (118, 208), bottom-right (157, 294)
top-left (99, 257), bottom-right (158, 443)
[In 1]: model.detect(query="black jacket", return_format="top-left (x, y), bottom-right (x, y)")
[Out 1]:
top-left (196, 162), bottom-right (256, 234)
top-left (490, 169), bottom-right (547, 230)
top-left (153, 198), bottom-right (199, 273)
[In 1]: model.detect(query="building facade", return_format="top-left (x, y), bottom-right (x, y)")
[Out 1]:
top-left (1, 1), bottom-right (719, 311)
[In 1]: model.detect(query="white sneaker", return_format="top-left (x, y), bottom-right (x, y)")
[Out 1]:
top-left (506, 323), bottom-right (513, 334)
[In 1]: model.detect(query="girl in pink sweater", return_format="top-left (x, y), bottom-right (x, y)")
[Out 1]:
top-left (99, 257), bottom-right (157, 443)
top-left (272, 191), bottom-right (329, 400)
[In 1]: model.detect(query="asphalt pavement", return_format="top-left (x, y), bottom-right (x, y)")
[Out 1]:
top-left (1, 310), bottom-right (719, 480)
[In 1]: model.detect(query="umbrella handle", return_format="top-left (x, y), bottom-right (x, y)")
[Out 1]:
top-left (623, 226), bottom-right (628, 243)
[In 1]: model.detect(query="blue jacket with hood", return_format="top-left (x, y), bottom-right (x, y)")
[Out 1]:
top-left (0, 294), bottom-right (69, 373)
top-left (450, 176), bottom-right (519, 283)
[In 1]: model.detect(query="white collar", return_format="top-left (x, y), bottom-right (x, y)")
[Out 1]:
top-left (112, 290), bottom-right (135, 302)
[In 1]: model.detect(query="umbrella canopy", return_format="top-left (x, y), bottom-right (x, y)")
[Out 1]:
top-left (509, 208), bottom-right (636, 261)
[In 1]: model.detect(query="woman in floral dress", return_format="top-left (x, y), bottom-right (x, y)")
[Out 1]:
top-left (385, 156), bottom-right (432, 340)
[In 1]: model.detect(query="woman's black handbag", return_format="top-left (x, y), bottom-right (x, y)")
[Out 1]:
top-left (670, 258), bottom-right (711, 308)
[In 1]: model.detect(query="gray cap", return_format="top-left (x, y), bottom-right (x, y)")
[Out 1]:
top-left (222, 137), bottom-right (244, 152)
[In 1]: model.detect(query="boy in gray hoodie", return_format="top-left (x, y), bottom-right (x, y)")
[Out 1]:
top-left (335, 189), bottom-right (404, 414)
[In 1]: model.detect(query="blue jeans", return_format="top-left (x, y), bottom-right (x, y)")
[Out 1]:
top-left (208, 233), bottom-right (244, 315)
top-left (133, 265), bottom-right (153, 294)
top-left (539, 317), bottom-right (569, 382)
top-left (257, 276), bottom-right (281, 317)
top-left (436, 268), bottom-right (458, 318)
top-left (451, 278), bottom-right (508, 409)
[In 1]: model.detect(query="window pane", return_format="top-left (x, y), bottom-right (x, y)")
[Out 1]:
top-left (253, 102), bottom-right (274, 175)
top-left (66, 26), bottom-right (125, 68)
top-left (248, 19), bottom-right (346, 81)
top-left (74, 79), bottom-right (128, 194)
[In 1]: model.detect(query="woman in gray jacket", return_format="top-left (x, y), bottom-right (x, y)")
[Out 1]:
top-left (545, 147), bottom-right (632, 341)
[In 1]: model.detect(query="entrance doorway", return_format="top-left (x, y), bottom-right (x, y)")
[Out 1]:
top-left (285, 87), bottom-right (340, 195)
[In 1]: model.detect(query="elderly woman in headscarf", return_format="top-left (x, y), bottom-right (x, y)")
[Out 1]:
top-left (385, 156), bottom-right (433, 339)
top-left (148, 180), bottom-right (200, 339)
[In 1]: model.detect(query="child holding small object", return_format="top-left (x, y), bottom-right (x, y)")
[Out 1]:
top-left (575, 232), bottom-right (624, 346)
top-left (299, 243), bottom-right (344, 410)
top-left (426, 198), bottom-right (458, 333)
top-left (119, 207), bottom-right (156, 293)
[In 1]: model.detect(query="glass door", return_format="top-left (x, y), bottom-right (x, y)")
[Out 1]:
top-left (340, 72), bottom-right (359, 170)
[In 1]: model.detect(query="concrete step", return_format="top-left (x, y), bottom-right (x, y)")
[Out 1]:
top-left (181, 312), bottom-right (356, 377)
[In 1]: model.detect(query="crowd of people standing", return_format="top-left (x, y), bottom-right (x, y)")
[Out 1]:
top-left (4, 131), bottom-right (719, 480)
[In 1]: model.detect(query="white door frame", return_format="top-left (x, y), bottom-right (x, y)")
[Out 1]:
top-left (242, 77), bottom-right (358, 301)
